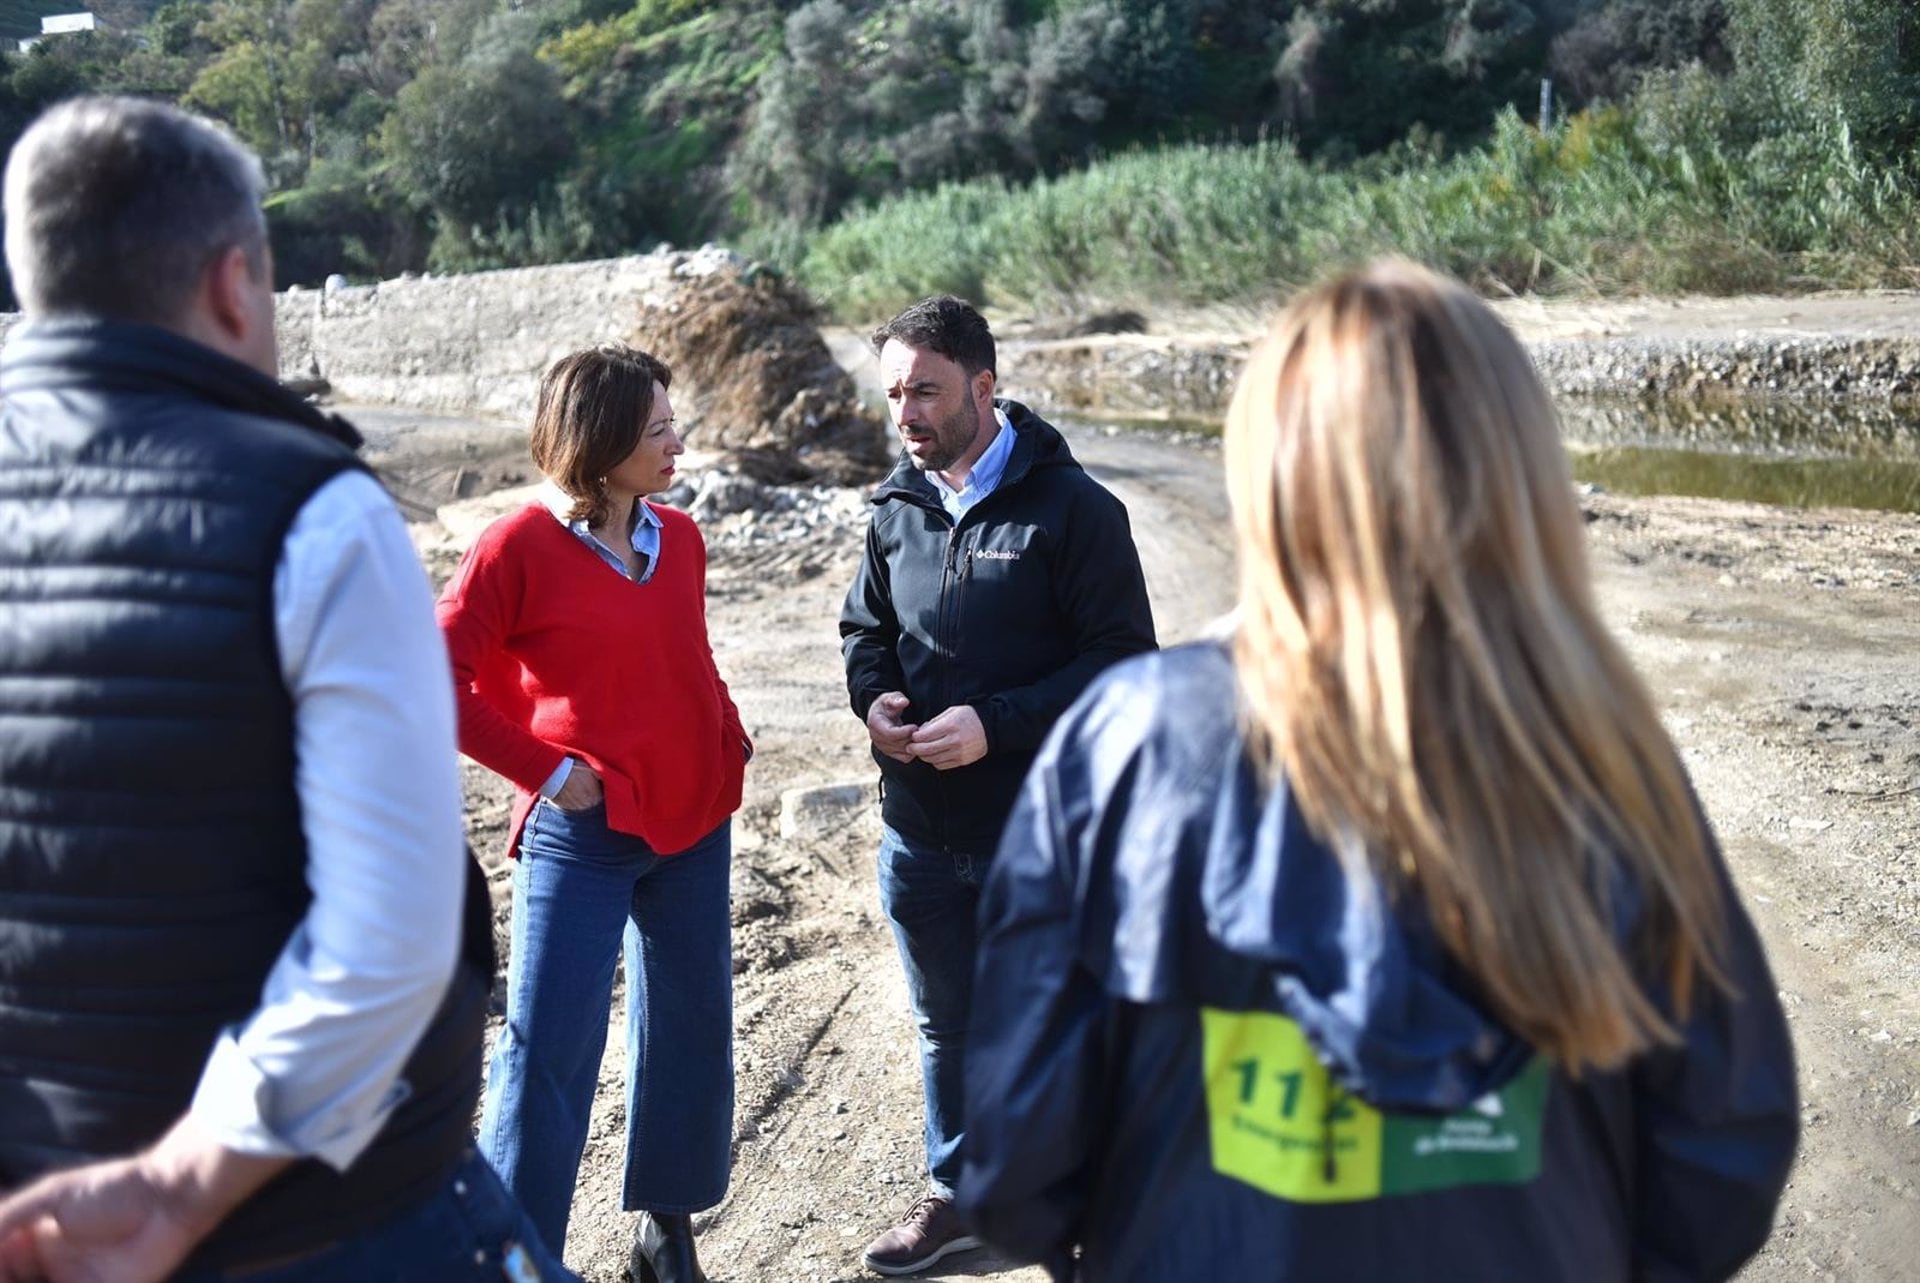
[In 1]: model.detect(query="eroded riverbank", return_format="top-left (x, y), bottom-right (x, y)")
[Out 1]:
top-left (993, 291), bottom-right (1920, 419)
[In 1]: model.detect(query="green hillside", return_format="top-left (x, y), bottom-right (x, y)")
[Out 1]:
top-left (0, 0), bottom-right (1911, 315)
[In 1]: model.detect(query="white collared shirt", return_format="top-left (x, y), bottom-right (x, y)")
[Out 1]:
top-left (189, 470), bottom-right (465, 1170)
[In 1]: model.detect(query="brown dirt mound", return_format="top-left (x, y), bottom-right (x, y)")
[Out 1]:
top-left (633, 262), bottom-right (891, 486)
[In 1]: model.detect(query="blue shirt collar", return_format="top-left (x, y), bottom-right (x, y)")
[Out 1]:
top-left (541, 483), bottom-right (662, 551)
top-left (929, 406), bottom-right (1015, 518)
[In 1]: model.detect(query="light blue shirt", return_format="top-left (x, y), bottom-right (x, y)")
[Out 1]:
top-left (569, 497), bottom-right (664, 585)
top-left (929, 407), bottom-right (1015, 521)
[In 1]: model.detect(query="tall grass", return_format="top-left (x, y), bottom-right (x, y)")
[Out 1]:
top-left (771, 97), bottom-right (1920, 321)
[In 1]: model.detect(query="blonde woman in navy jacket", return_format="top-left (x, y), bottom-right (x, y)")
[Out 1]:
top-left (960, 260), bottom-right (1797, 1281)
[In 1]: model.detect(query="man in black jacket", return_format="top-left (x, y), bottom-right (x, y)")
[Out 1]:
top-left (0, 97), bottom-right (574, 1282)
top-left (840, 296), bottom-right (1155, 1276)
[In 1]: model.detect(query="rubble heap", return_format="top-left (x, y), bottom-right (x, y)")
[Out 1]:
top-left (638, 251), bottom-right (890, 486)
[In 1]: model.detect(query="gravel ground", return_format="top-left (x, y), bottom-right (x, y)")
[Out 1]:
top-left (345, 290), bottom-right (1920, 1281)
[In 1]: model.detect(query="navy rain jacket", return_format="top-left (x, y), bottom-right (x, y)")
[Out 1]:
top-left (960, 642), bottom-right (1798, 1282)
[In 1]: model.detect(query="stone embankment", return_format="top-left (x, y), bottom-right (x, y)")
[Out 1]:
top-left (1528, 335), bottom-right (1920, 400)
top-left (279, 246), bottom-right (888, 484)
top-left (995, 333), bottom-right (1251, 420)
top-left (997, 293), bottom-right (1920, 420)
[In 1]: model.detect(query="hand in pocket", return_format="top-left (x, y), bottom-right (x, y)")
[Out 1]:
top-left (551, 761), bottom-right (604, 812)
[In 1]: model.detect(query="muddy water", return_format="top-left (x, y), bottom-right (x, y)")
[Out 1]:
top-left (1560, 396), bottom-right (1920, 514)
top-left (1100, 397), bottom-right (1920, 515)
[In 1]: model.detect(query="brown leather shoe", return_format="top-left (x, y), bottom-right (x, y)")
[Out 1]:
top-left (629, 1211), bottom-right (707, 1283)
top-left (859, 1194), bottom-right (983, 1276)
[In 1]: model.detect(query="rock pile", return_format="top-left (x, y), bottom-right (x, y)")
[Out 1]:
top-left (416, 465), bottom-right (874, 593)
top-left (667, 468), bottom-right (871, 549)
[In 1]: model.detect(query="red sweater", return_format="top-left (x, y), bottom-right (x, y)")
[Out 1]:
top-left (437, 502), bottom-right (747, 858)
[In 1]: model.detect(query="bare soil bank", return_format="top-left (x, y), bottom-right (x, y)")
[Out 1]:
top-left (350, 290), bottom-right (1920, 1282)
top-left (993, 291), bottom-right (1920, 419)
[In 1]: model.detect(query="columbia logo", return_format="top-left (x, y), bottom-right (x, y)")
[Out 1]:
top-left (976, 549), bottom-right (1021, 560)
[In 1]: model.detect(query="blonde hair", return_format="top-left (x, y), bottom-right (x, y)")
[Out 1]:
top-left (1225, 259), bottom-right (1727, 1072)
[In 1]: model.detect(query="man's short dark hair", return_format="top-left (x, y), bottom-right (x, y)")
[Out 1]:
top-left (870, 295), bottom-right (996, 379)
top-left (3, 96), bottom-right (268, 326)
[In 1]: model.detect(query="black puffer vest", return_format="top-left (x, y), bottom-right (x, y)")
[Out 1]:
top-left (0, 320), bottom-right (491, 1272)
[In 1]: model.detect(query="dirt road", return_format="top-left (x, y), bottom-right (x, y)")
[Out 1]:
top-left (368, 401), bottom-right (1918, 1282)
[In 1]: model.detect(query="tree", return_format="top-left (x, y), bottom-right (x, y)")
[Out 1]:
top-left (1549, 0), bottom-right (1728, 105)
top-left (6, 27), bottom-right (168, 103)
top-left (366, 0), bottom-right (504, 83)
top-left (1021, 0), bottom-right (1205, 166)
top-left (377, 44), bottom-right (573, 234)
top-left (735, 0), bottom-right (1245, 227)
top-left (733, 0), bottom-right (902, 225)
top-left (185, 0), bottom-right (381, 179)
top-left (1275, 0), bottom-right (1550, 156)
top-left (1724, 0), bottom-right (1918, 159)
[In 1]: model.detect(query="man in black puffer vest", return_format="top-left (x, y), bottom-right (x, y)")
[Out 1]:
top-left (0, 99), bottom-right (577, 1282)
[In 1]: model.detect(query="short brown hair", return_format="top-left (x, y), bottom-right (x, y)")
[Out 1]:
top-left (529, 343), bottom-right (673, 528)
top-left (870, 294), bottom-right (996, 379)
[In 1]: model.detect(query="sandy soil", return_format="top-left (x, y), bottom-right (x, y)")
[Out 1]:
top-left (1486, 290), bottom-right (1920, 345)
top-left (342, 291), bottom-right (1920, 1282)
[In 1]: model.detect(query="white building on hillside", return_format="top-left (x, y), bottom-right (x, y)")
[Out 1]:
top-left (19, 12), bottom-right (99, 53)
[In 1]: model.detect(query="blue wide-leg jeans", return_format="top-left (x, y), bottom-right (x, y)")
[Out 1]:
top-left (479, 802), bottom-right (733, 1257)
top-left (875, 824), bottom-right (984, 1198)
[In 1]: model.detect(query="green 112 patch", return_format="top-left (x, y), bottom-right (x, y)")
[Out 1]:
top-left (1199, 1007), bottom-right (1548, 1203)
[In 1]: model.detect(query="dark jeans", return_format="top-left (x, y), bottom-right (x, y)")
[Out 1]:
top-left (478, 803), bottom-right (734, 1257)
top-left (171, 1149), bottom-right (579, 1282)
top-left (876, 824), bottom-right (985, 1197)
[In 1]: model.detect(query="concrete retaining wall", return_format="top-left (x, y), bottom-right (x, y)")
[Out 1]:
top-left (274, 249), bottom-right (740, 422)
top-left (0, 251), bottom-right (725, 422)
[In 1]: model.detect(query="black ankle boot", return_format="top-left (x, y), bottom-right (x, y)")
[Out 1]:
top-left (629, 1211), bottom-right (707, 1283)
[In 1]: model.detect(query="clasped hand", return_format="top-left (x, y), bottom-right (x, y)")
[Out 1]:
top-left (865, 692), bottom-right (987, 770)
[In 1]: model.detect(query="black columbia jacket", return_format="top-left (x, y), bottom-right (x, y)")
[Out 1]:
top-left (840, 400), bottom-right (1156, 854)
top-left (960, 642), bottom-right (1799, 1282)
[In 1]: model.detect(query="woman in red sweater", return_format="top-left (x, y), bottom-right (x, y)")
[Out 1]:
top-left (438, 343), bottom-right (747, 1283)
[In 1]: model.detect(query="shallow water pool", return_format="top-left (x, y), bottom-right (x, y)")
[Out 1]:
top-left (1560, 395), bottom-right (1920, 514)
top-left (1096, 396), bottom-right (1920, 515)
